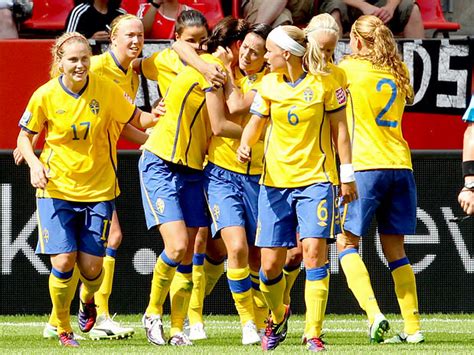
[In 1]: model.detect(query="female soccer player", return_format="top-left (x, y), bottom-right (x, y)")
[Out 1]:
top-left (237, 25), bottom-right (357, 352)
top-left (205, 22), bottom-right (271, 344)
top-left (337, 15), bottom-right (424, 344)
top-left (458, 95), bottom-right (474, 215)
top-left (17, 32), bottom-right (157, 348)
top-left (139, 16), bottom-right (248, 347)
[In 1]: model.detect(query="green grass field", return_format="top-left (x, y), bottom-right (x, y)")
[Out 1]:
top-left (0, 313), bottom-right (473, 354)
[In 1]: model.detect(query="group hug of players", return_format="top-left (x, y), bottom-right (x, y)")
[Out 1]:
top-left (16, 8), bottom-right (424, 352)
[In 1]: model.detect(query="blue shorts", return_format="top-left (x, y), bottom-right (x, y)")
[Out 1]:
top-left (255, 182), bottom-right (339, 248)
top-left (139, 150), bottom-right (208, 229)
top-left (204, 162), bottom-right (260, 245)
top-left (36, 197), bottom-right (114, 256)
top-left (341, 169), bottom-right (417, 237)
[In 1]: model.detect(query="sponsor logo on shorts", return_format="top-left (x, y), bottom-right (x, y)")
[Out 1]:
top-left (42, 228), bottom-right (49, 243)
top-left (156, 198), bottom-right (165, 214)
top-left (213, 204), bottom-right (220, 220)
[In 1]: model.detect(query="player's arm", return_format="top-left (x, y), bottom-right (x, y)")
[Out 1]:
top-left (120, 124), bottom-right (149, 145)
top-left (129, 108), bottom-right (159, 129)
top-left (458, 122), bottom-right (474, 215)
top-left (206, 88), bottom-right (242, 138)
top-left (172, 40), bottom-right (226, 87)
top-left (17, 129), bottom-right (48, 189)
top-left (14, 133), bottom-right (40, 165)
top-left (141, 1), bottom-right (162, 36)
top-left (237, 114), bottom-right (267, 163)
top-left (328, 107), bottom-right (358, 204)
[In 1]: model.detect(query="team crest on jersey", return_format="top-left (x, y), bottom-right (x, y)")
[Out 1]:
top-left (213, 204), bottom-right (220, 220)
top-left (42, 228), bottom-right (49, 242)
top-left (303, 87), bottom-right (314, 102)
top-left (89, 99), bottom-right (100, 115)
top-left (19, 111), bottom-right (32, 126)
top-left (156, 198), bottom-right (165, 214)
top-left (248, 74), bottom-right (257, 84)
top-left (335, 87), bottom-right (346, 105)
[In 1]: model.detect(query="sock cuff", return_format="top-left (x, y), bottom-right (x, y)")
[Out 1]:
top-left (338, 248), bottom-right (358, 260)
top-left (389, 257), bottom-right (410, 271)
top-left (227, 267), bottom-right (250, 280)
top-left (227, 276), bottom-right (251, 293)
top-left (192, 253), bottom-right (205, 266)
top-left (283, 262), bottom-right (301, 273)
top-left (160, 251), bottom-right (180, 267)
top-left (325, 261), bottom-right (330, 270)
top-left (259, 270), bottom-right (283, 286)
top-left (51, 267), bottom-right (74, 280)
top-left (205, 254), bottom-right (225, 265)
top-left (106, 247), bottom-right (117, 258)
top-left (177, 263), bottom-right (193, 274)
top-left (306, 266), bottom-right (328, 281)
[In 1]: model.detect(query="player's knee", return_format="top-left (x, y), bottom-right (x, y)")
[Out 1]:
top-left (336, 232), bottom-right (360, 251)
top-left (166, 242), bottom-right (188, 262)
top-left (286, 247), bottom-right (303, 267)
top-left (51, 253), bottom-right (76, 273)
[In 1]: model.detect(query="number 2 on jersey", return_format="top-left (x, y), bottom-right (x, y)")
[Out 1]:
top-left (375, 78), bottom-right (398, 128)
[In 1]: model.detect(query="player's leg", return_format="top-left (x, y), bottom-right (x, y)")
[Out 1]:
top-left (204, 235), bottom-right (226, 297)
top-left (283, 240), bottom-right (302, 306)
top-left (248, 245), bottom-right (267, 335)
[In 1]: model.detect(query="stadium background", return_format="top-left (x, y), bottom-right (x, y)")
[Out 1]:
top-left (0, 38), bottom-right (473, 315)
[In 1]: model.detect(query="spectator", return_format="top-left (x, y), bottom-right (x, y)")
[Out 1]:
top-left (65, 0), bottom-right (126, 39)
top-left (241, 0), bottom-right (316, 28)
top-left (319, 0), bottom-right (425, 38)
top-left (458, 95), bottom-right (474, 215)
top-left (0, 1), bottom-right (19, 38)
top-left (138, 0), bottom-right (193, 39)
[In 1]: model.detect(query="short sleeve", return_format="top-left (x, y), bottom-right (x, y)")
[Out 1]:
top-left (107, 81), bottom-right (137, 124)
top-left (141, 53), bottom-right (159, 81)
top-left (324, 76), bottom-right (346, 113)
top-left (249, 92), bottom-right (270, 118)
top-left (19, 89), bottom-right (47, 134)
top-left (462, 95), bottom-right (474, 123)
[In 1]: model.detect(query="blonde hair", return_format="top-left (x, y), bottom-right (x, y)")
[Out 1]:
top-left (304, 13), bottom-right (339, 74)
top-left (110, 14), bottom-right (142, 37)
top-left (279, 25), bottom-right (306, 51)
top-left (50, 32), bottom-right (91, 78)
top-left (351, 15), bottom-right (414, 103)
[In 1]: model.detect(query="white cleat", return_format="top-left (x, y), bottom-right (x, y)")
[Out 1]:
top-left (369, 313), bottom-right (390, 343)
top-left (142, 314), bottom-right (166, 346)
top-left (169, 331), bottom-right (193, 346)
top-left (384, 330), bottom-right (425, 344)
top-left (89, 314), bottom-right (134, 340)
top-left (189, 322), bottom-right (207, 340)
top-left (241, 320), bottom-right (261, 345)
top-left (43, 323), bottom-right (85, 340)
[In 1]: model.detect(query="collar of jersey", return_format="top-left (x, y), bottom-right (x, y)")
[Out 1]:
top-left (58, 75), bottom-right (89, 99)
top-left (283, 71), bottom-right (307, 88)
top-left (109, 50), bottom-right (127, 74)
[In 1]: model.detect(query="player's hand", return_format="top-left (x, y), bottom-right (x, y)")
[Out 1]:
top-left (13, 147), bottom-right (25, 165)
top-left (214, 46), bottom-right (234, 70)
top-left (339, 182), bottom-right (358, 205)
top-left (152, 98), bottom-right (166, 117)
top-left (359, 2), bottom-right (380, 16)
top-left (237, 145), bottom-right (251, 163)
top-left (30, 162), bottom-right (48, 189)
top-left (378, 4), bottom-right (396, 23)
top-left (91, 31), bottom-right (110, 40)
top-left (203, 63), bottom-right (226, 88)
top-left (458, 188), bottom-right (474, 215)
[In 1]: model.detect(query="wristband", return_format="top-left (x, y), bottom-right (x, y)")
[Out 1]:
top-left (340, 164), bottom-right (355, 183)
top-left (463, 160), bottom-right (474, 178)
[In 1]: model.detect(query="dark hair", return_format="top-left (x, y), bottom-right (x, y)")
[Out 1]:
top-left (82, 0), bottom-right (121, 10)
top-left (204, 17), bottom-right (249, 54)
top-left (248, 23), bottom-right (272, 41)
top-left (175, 9), bottom-right (209, 35)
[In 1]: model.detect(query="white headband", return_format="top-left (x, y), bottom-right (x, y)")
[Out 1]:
top-left (267, 26), bottom-right (306, 57)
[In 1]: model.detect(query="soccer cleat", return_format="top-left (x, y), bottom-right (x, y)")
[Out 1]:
top-left (384, 331), bottom-right (425, 344)
top-left (169, 331), bottom-right (193, 346)
top-left (89, 314), bottom-right (135, 340)
top-left (306, 337), bottom-right (326, 352)
top-left (189, 322), bottom-right (207, 341)
top-left (142, 314), bottom-right (166, 346)
top-left (301, 334), bottom-right (308, 345)
top-left (43, 323), bottom-right (85, 340)
top-left (370, 314), bottom-right (390, 343)
top-left (261, 305), bottom-right (291, 351)
top-left (58, 332), bottom-right (80, 347)
top-left (78, 297), bottom-right (97, 333)
top-left (183, 317), bottom-right (190, 337)
top-left (241, 320), bottom-right (261, 345)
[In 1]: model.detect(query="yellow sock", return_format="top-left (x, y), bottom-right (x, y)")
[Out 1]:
top-left (259, 271), bottom-right (286, 323)
top-left (80, 268), bottom-right (104, 303)
top-left (49, 265), bottom-right (80, 327)
top-left (283, 264), bottom-right (300, 305)
top-left (340, 249), bottom-right (380, 324)
top-left (170, 264), bottom-right (193, 336)
top-left (146, 251), bottom-right (179, 316)
top-left (390, 259), bottom-right (420, 334)
top-left (227, 267), bottom-right (255, 326)
top-left (49, 268), bottom-right (77, 334)
top-left (95, 254), bottom-right (115, 316)
top-left (188, 253), bottom-right (206, 325)
top-left (250, 270), bottom-right (269, 330)
top-left (304, 262), bottom-right (330, 336)
top-left (204, 257), bottom-right (224, 297)
top-left (305, 266), bottom-right (329, 338)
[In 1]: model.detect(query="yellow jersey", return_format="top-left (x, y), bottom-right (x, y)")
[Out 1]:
top-left (250, 72), bottom-right (346, 188)
top-left (144, 53), bottom-right (221, 170)
top-left (19, 72), bottom-right (137, 202)
top-left (90, 51), bottom-right (139, 149)
top-left (207, 67), bottom-right (267, 175)
top-left (338, 57), bottom-right (412, 171)
top-left (141, 48), bottom-right (186, 97)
